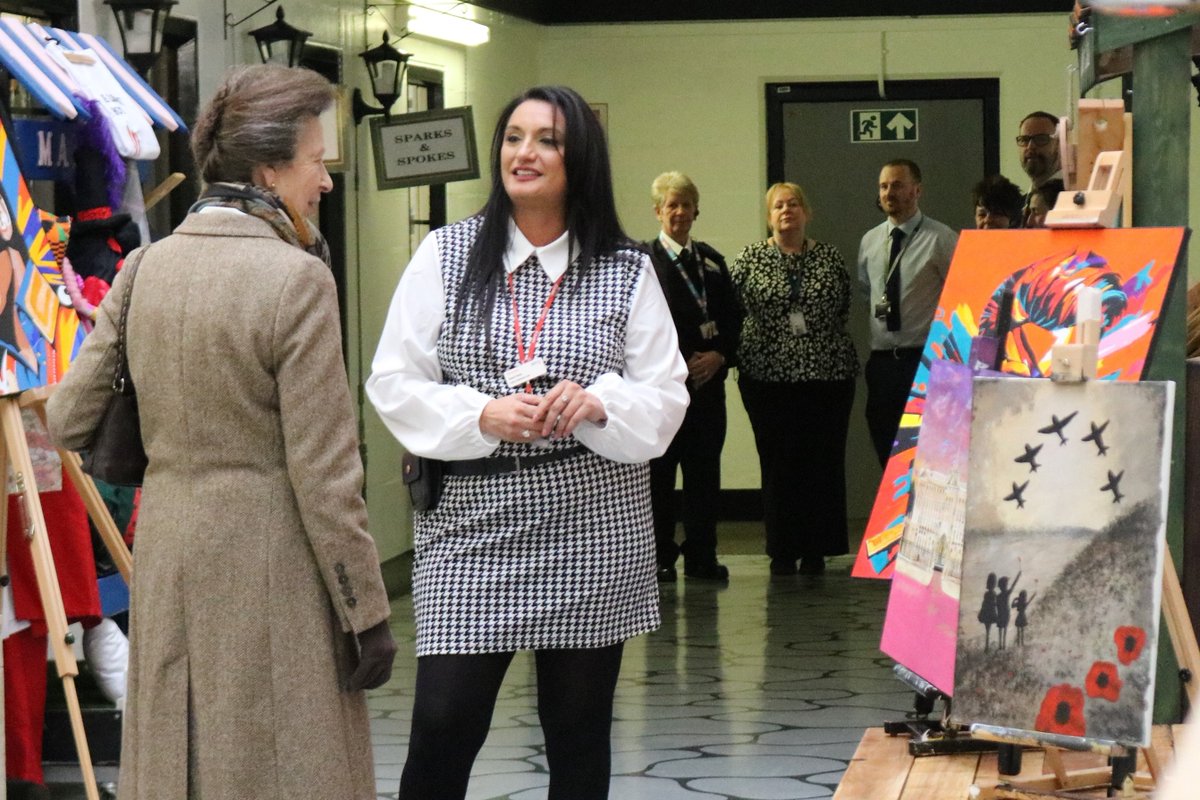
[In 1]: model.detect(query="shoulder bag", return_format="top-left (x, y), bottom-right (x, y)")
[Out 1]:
top-left (80, 250), bottom-right (147, 486)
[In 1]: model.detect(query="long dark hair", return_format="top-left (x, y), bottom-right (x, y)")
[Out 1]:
top-left (455, 85), bottom-right (629, 328)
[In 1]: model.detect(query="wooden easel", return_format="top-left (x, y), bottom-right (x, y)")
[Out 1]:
top-left (967, 287), bottom-right (1200, 800)
top-left (0, 386), bottom-right (133, 800)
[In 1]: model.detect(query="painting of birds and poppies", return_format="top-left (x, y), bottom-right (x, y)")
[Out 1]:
top-left (949, 376), bottom-right (1172, 746)
top-left (853, 227), bottom-right (1186, 579)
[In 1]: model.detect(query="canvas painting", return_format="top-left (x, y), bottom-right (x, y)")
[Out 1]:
top-left (879, 360), bottom-right (974, 694)
top-left (0, 114), bottom-right (83, 395)
top-left (950, 377), bottom-right (1172, 747)
top-left (853, 227), bottom-right (1186, 579)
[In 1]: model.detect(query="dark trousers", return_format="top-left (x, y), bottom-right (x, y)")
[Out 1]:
top-left (738, 376), bottom-right (855, 561)
top-left (398, 643), bottom-right (625, 800)
top-left (865, 348), bottom-right (923, 468)
top-left (650, 381), bottom-right (726, 568)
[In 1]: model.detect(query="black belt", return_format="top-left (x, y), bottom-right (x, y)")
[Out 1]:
top-left (443, 446), bottom-right (586, 477)
top-left (871, 347), bottom-right (923, 360)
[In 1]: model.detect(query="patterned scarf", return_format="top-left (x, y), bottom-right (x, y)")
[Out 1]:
top-left (189, 182), bottom-right (332, 268)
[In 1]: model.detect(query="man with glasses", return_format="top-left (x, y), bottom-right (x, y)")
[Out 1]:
top-left (1017, 111), bottom-right (1062, 223)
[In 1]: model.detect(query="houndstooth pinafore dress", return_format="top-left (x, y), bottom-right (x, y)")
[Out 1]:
top-left (411, 216), bottom-right (661, 656)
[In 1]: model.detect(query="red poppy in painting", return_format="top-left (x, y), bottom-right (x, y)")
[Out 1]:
top-left (1085, 661), bottom-right (1122, 702)
top-left (1034, 684), bottom-right (1086, 737)
top-left (1114, 626), bottom-right (1147, 665)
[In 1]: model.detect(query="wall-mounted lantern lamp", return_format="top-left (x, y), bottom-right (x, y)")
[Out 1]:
top-left (352, 31), bottom-right (411, 125)
top-left (103, 0), bottom-right (177, 76)
top-left (247, 6), bottom-right (312, 67)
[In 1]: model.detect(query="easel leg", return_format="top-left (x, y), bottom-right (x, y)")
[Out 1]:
top-left (1160, 550), bottom-right (1200, 709)
top-left (25, 398), bottom-right (131, 585)
top-left (0, 398), bottom-right (99, 800)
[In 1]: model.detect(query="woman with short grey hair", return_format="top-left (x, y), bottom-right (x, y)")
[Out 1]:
top-left (48, 64), bottom-right (395, 799)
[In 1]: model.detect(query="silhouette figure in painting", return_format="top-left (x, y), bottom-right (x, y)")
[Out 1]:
top-left (1014, 443), bottom-right (1042, 472)
top-left (977, 572), bottom-right (999, 652)
top-left (1005, 480), bottom-right (1028, 509)
top-left (995, 572), bottom-right (1021, 650)
top-left (1082, 420), bottom-right (1109, 456)
top-left (1012, 589), bottom-right (1036, 646)
top-left (1101, 469), bottom-right (1124, 503)
top-left (1038, 411), bottom-right (1077, 445)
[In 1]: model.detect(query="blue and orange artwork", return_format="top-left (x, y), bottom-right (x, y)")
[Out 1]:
top-left (0, 114), bottom-right (84, 396)
top-left (852, 227), bottom-right (1186, 579)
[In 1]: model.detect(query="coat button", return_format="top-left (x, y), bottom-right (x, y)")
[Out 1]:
top-left (341, 584), bottom-right (353, 597)
top-left (334, 562), bottom-right (347, 574)
top-left (346, 597), bottom-right (357, 608)
top-left (338, 574), bottom-right (349, 585)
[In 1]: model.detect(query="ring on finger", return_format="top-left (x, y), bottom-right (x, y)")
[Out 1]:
top-left (521, 430), bottom-right (531, 439)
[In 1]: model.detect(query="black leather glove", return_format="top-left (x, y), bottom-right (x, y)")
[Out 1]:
top-left (347, 619), bottom-right (397, 692)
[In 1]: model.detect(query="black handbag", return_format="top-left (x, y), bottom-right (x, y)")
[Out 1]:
top-left (401, 452), bottom-right (443, 512)
top-left (80, 252), bottom-right (147, 487)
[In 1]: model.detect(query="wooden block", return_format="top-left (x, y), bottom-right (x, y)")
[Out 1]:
top-left (899, 752), bottom-right (981, 799)
top-left (833, 728), bottom-right (912, 800)
top-left (1075, 100), bottom-right (1125, 193)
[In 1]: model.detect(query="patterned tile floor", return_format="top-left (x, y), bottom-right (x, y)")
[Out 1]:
top-left (46, 546), bottom-right (913, 800)
top-left (369, 552), bottom-right (911, 800)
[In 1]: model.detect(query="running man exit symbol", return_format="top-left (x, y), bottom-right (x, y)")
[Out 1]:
top-left (851, 109), bottom-right (919, 143)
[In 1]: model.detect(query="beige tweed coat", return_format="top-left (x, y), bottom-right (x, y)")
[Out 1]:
top-left (47, 211), bottom-right (391, 800)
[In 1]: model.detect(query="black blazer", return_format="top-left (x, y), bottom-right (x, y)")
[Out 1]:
top-left (644, 237), bottom-right (743, 388)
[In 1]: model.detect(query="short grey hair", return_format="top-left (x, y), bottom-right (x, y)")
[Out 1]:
top-left (651, 171), bottom-right (699, 208)
top-left (192, 64), bottom-right (334, 184)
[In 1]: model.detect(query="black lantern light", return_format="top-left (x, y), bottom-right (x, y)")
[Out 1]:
top-left (352, 31), bottom-right (411, 125)
top-left (103, 0), bottom-right (177, 76)
top-left (248, 6), bottom-right (312, 68)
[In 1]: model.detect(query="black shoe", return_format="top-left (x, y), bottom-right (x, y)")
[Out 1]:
top-left (798, 557), bottom-right (826, 575)
top-left (684, 561), bottom-right (729, 581)
top-left (770, 558), bottom-right (797, 576)
top-left (656, 565), bottom-right (678, 583)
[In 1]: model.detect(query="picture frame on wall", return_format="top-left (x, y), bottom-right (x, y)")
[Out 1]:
top-left (369, 106), bottom-right (480, 190)
top-left (589, 102), bottom-right (608, 136)
top-left (319, 87), bottom-right (348, 173)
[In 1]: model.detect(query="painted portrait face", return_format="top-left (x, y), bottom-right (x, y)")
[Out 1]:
top-left (0, 194), bottom-right (12, 242)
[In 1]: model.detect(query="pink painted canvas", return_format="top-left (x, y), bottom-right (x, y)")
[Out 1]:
top-left (880, 360), bottom-right (973, 693)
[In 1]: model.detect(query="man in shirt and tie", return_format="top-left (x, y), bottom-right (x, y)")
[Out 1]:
top-left (645, 171), bottom-right (742, 582)
top-left (857, 159), bottom-right (958, 468)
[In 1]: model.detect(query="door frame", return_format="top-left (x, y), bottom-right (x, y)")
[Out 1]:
top-left (765, 78), bottom-right (1001, 188)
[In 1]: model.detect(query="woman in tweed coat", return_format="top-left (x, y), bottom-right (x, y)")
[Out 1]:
top-left (47, 65), bottom-right (394, 799)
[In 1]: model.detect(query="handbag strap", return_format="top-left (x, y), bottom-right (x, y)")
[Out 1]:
top-left (111, 248), bottom-right (146, 393)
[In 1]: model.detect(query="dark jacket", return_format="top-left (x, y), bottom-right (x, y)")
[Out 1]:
top-left (645, 237), bottom-right (743, 391)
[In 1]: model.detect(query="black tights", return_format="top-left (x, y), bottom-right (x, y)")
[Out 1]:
top-left (398, 642), bottom-right (625, 800)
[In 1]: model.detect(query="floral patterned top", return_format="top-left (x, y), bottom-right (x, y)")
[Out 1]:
top-left (729, 239), bottom-right (859, 382)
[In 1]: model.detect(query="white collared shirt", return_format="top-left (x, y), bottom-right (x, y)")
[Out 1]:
top-left (658, 231), bottom-right (691, 259)
top-left (366, 220), bottom-right (689, 463)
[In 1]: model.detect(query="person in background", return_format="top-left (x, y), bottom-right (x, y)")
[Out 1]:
top-left (972, 174), bottom-right (1025, 229)
top-left (1017, 111), bottom-right (1063, 223)
top-left (730, 182), bottom-right (858, 577)
top-left (645, 171), bottom-right (741, 583)
top-left (366, 85), bottom-right (688, 800)
top-left (1025, 178), bottom-right (1065, 229)
top-left (857, 159), bottom-right (958, 468)
top-left (47, 64), bottom-right (394, 800)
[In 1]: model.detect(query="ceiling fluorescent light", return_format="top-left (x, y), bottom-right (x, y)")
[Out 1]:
top-left (407, 6), bottom-right (489, 47)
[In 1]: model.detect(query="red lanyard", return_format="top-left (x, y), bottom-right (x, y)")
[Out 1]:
top-left (508, 269), bottom-right (565, 391)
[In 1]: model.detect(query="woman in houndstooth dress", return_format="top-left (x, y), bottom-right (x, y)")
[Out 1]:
top-left (367, 86), bottom-right (689, 800)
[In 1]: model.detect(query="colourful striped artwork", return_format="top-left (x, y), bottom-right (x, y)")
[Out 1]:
top-left (852, 227), bottom-right (1186, 579)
